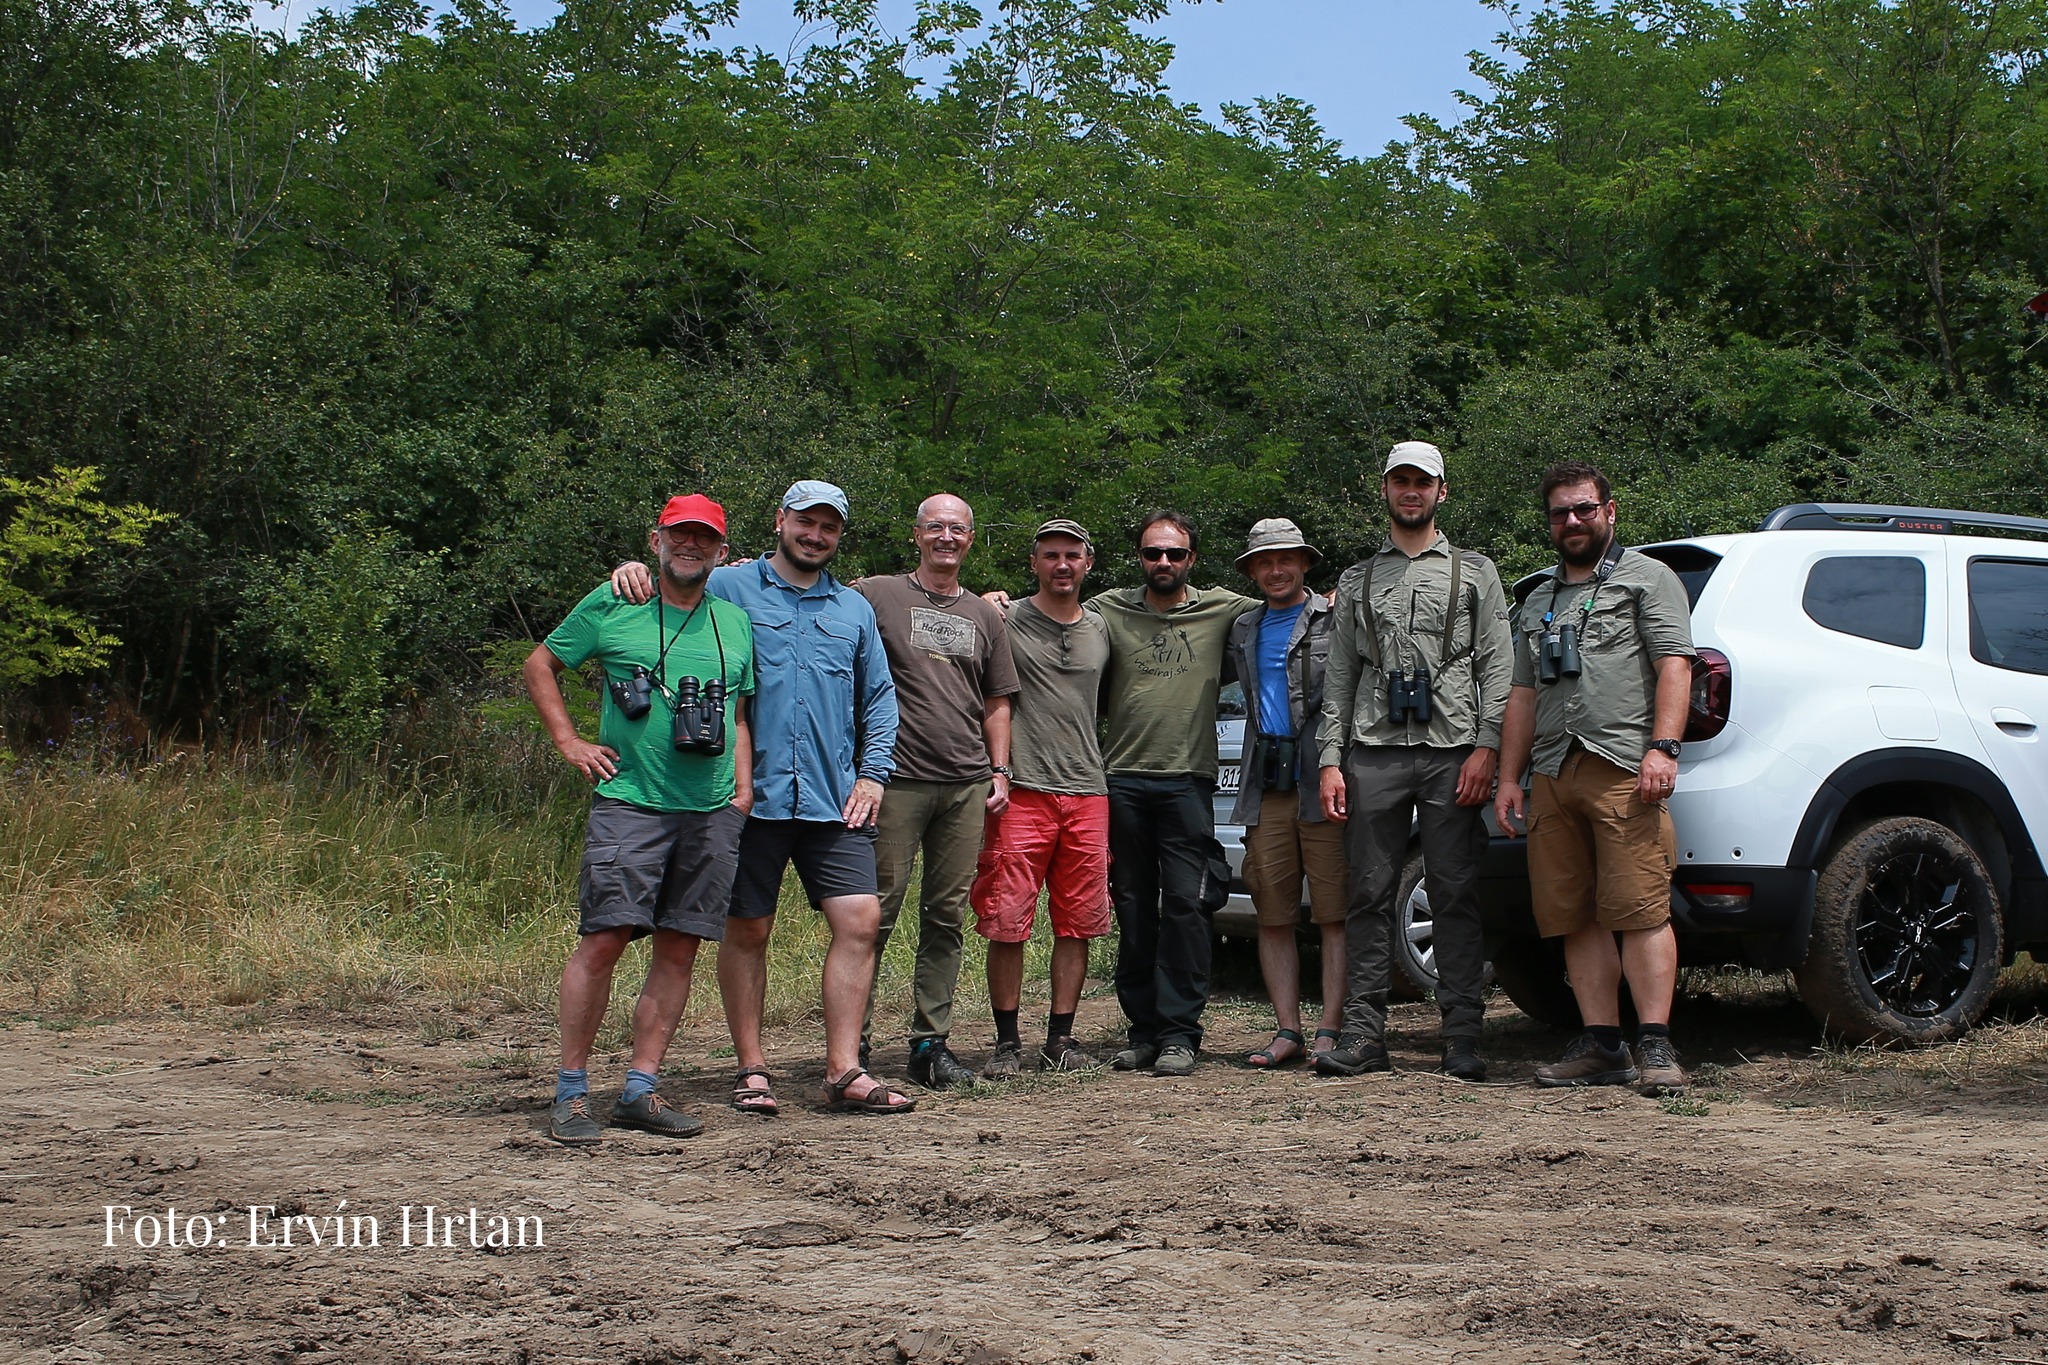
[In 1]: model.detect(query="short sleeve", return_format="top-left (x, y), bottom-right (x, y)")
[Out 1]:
top-left (542, 584), bottom-right (612, 670)
top-left (728, 604), bottom-right (757, 697)
top-left (1510, 600), bottom-right (1539, 688)
top-left (1637, 563), bottom-right (1695, 661)
top-left (981, 604), bottom-right (1021, 698)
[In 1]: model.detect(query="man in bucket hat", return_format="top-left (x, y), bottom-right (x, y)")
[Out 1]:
top-left (1316, 442), bottom-right (1514, 1081)
top-left (1225, 518), bottom-right (1347, 1068)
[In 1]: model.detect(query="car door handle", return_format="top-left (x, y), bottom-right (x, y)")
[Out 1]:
top-left (1991, 707), bottom-right (2037, 737)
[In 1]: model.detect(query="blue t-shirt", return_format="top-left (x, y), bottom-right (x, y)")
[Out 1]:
top-left (1256, 602), bottom-right (1304, 737)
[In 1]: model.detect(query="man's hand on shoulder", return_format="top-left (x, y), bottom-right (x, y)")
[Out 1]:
top-left (611, 561), bottom-right (654, 604)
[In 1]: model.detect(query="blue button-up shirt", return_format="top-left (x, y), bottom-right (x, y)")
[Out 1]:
top-left (710, 558), bottom-right (898, 823)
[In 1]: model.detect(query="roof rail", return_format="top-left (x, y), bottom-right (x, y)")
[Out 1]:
top-left (1760, 503), bottom-right (2048, 537)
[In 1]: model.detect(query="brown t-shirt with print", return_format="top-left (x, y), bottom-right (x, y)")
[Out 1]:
top-left (857, 574), bottom-right (1021, 784)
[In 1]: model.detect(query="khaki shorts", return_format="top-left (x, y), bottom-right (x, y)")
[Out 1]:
top-left (1241, 789), bottom-right (1348, 928)
top-left (1527, 748), bottom-right (1676, 937)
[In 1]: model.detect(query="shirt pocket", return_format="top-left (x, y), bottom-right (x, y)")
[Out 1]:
top-left (1580, 594), bottom-right (1635, 652)
top-left (809, 616), bottom-right (860, 677)
top-left (749, 608), bottom-right (797, 669)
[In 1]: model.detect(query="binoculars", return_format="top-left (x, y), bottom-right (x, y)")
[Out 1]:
top-left (1259, 737), bottom-right (1298, 793)
top-left (1388, 661), bottom-right (1433, 724)
top-left (609, 665), bottom-right (656, 720)
top-left (671, 675), bottom-right (728, 756)
top-left (1537, 625), bottom-right (1583, 685)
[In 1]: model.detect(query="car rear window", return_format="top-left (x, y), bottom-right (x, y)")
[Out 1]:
top-left (1968, 558), bottom-right (2048, 676)
top-left (1803, 555), bottom-right (1926, 649)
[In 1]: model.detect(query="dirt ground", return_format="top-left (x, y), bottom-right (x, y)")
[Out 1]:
top-left (8, 975), bottom-right (2048, 1365)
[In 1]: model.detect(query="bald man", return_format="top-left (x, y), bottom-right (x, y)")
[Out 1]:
top-left (856, 494), bottom-right (1021, 1089)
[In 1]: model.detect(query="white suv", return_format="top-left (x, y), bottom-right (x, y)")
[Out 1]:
top-left (1215, 504), bottom-right (2048, 1044)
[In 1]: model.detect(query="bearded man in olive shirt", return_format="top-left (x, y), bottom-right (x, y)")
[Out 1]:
top-left (1090, 510), bottom-right (1260, 1078)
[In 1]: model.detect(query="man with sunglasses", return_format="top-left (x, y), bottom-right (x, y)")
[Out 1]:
top-left (854, 494), bottom-right (1020, 1089)
top-left (1090, 511), bottom-right (1260, 1077)
top-left (528, 494), bottom-right (757, 1145)
top-left (1495, 461), bottom-right (1695, 1095)
top-left (1317, 442), bottom-right (1514, 1081)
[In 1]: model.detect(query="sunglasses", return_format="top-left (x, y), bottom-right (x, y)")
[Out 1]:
top-left (1546, 501), bottom-right (1607, 525)
top-left (1140, 546), bottom-right (1192, 563)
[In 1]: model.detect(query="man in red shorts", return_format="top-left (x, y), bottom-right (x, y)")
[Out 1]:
top-left (971, 519), bottom-right (1114, 1076)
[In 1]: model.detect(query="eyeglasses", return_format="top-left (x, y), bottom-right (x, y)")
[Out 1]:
top-left (1140, 546), bottom-right (1192, 563)
top-left (918, 520), bottom-right (973, 537)
top-left (1546, 501), bottom-right (1606, 525)
top-left (660, 524), bottom-right (723, 543)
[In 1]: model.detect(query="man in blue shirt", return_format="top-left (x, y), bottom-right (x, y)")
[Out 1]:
top-left (1224, 519), bottom-right (1346, 1069)
top-left (612, 480), bottom-right (913, 1114)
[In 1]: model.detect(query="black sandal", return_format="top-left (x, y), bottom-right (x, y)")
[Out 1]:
top-left (1312, 1028), bottom-right (1343, 1057)
top-left (823, 1067), bottom-right (916, 1114)
top-left (731, 1066), bottom-right (778, 1117)
top-left (1247, 1029), bottom-right (1307, 1068)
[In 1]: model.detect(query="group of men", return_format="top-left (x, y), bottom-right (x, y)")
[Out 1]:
top-left (524, 444), bottom-right (1698, 1145)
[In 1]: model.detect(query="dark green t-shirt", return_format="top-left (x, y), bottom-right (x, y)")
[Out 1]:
top-left (1090, 585), bottom-right (1259, 781)
top-left (544, 585), bottom-right (756, 812)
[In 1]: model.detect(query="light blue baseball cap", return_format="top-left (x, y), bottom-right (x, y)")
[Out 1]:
top-left (781, 479), bottom-right (850, 520)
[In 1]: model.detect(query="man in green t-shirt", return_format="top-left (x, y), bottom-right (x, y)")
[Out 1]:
top-left (1090, 510), bottom-right (1259, 1078)
top-left (524, 494), bottom-right (756, 1146)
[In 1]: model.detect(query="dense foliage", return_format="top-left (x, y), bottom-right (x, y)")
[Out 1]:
top-left (3, 0), bottom-right (2046, 742)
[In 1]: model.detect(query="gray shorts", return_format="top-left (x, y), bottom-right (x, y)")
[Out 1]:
top-left (730, 817), bottom-right (879, 918)
top-left (577, 796), bottom-right (746, 941)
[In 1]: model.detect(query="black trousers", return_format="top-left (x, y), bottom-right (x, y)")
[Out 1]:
top-left (1339, 745), bottom-right (1490, 1043)
top-left (1108, 774), bottom-right (1227, 1052)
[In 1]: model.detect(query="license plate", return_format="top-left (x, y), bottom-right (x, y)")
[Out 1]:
top-left (1217, 764), bottom-right (1241, 794)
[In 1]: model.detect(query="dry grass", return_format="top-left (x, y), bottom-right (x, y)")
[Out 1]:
top-left (0, 751), bottom-right (1078, 1046)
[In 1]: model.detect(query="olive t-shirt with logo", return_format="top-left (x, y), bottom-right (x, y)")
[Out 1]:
top-left (1089, 585), bottom-right (1260, 782)
top-left (1004, 598), bottom-right (1111, 795)
top-left (857, 574), bottom-right (1020, 784)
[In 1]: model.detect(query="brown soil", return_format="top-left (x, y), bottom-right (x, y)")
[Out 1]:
top-left (7, 985), bottom-right (2048, 1364)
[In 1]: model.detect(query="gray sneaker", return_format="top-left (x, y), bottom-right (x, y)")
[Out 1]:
top-left (1534, 1033), bottom-right (1640, 1088)
top-left (981, 1040), bottom-right (1026, 1081)
top-left (1111, 1043), bottom-right (1159, 1072)
top-left (548, 1094), bottom-right (603, 1146)
top-left (1041, 1036), bottom-right (1101, 1072)
top-left (609, 1091), bottom-right (705, 1138)
top-left (1152, 1044), bottom-right (1198, 1078)
top-left (1635, 1035), bottom-right (1688, 1096)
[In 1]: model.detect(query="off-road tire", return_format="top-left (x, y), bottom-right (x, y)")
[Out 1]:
top-left (1490, 935), bottom-right (1581, 1029)
top-left (1794, 816), bottom-right (2004, 1044)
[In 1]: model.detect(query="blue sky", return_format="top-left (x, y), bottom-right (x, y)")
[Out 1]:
top-left (481, 1), bottom-right (1516, 156)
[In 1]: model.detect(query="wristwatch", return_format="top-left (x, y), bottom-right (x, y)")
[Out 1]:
top-left (1647, 739), bottom-right (1682, 760)
top-left (991, 766), bottom-right (1012, 777)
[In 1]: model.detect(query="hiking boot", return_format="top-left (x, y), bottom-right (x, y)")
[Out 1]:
top-left (1635, 1035), bottom-right (1688, 1096)
top-left (1152, 1043), bottom-right (1198, 1077)
top-left (1534, 1033), bottom-right (1640, 1088)
top-left (608, 1091), bottom-right (704, 1138)
top-left (1111, 1043), bottom-right (1159, 1072)
top-left (548, 1094), bottom-right (603, 1146)
top-left (981, 1039), bottom-right (1026, 1081)
top-left (1313, 1035), bottom-right (1391, 1077)
top-left (908, 1040), bottom-right (976, 1090)
top-left (1438, 1036), bottom-right (1488, 1083)
top-left (1041, 1036), bottom-right (1101, 1072)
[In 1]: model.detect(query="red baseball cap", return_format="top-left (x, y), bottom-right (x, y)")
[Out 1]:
top-left (656, 494), bottom-right (726, 536)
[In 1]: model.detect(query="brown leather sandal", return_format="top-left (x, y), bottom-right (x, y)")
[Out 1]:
top-left (823, 1067), bottom-right (917, 1114)
top-left (731, 1066), bottom-right (778, 1117)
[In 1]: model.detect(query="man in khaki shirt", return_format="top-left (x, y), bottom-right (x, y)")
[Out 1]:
top-left (1496, 460), bottom-right (1695, 1095)
top-left (1317, 442), bottom-right (1513, 1080)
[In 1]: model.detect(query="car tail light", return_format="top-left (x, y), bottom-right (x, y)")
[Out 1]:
top-left (1683, 883), bottom-right (1751, 912)
top-left (1685, 647), bottom-right (1731, 741)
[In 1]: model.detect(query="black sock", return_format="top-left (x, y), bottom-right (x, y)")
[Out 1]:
top-left (1639, 1022), bottom-right (1671, 1041)
top-left (1046, 1011), bottom-right (1076, 1047)
top-left (994, 1008), bottom-right (1021, 1047)
top-left (1589, 1024), bottom-right (1625, 1053)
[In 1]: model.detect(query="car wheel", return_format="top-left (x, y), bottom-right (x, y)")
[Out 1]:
top-left (1793, 816), bottom-right (2004, 1044)
top-left (1489, 935), bottom-right (1582, 1029)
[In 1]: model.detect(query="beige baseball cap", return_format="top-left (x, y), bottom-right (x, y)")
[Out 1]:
top-left (1384, 441), bottom-right (1446, 480)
